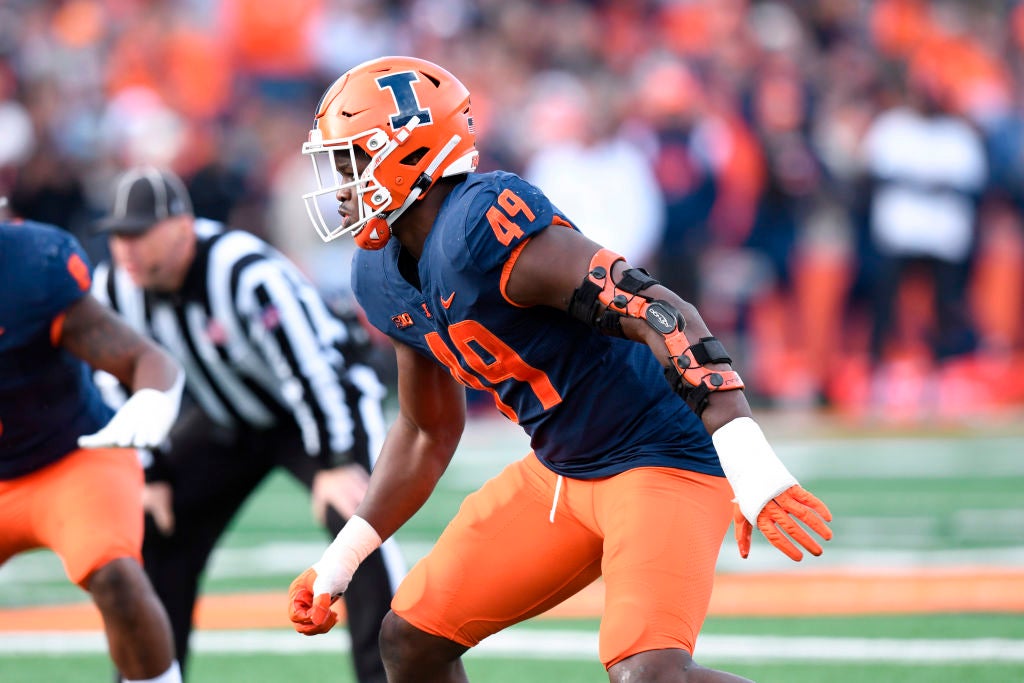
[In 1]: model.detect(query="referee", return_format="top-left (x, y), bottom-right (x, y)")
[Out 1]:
top-left (91, 166), bottom-right (402, 683)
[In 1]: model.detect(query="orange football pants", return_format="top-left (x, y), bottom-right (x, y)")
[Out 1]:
top-left (0, 447), bottom-right (144, 588)
top-left (392, 451), bottom-right (734, 668)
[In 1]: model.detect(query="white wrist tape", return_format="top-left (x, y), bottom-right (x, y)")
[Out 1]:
top-left (712, 417), bottom-right (798, 525)
top-left (311, 515), bottom-right (382, 597)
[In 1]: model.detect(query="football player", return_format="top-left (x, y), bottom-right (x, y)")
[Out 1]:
top-left (288, 56), bottom-right (832, 683)
top-left (0, 218), bottom-right (184, 683)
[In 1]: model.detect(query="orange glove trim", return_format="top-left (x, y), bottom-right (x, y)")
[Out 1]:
top-left (755, 485), bottom-right (833, 561)
top-left (733, 504), bottom-right (752, 559)
top-left (288, 568), bottom-right (339, 636)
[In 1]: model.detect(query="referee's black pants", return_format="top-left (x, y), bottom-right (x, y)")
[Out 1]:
top-left (141, 406), bottom-right (394, 683)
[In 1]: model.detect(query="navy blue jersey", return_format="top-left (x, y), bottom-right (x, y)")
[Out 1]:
top-left (353, 172), bottom-right (721, 479)
top-left (0, 221), bottom-right (113, 479)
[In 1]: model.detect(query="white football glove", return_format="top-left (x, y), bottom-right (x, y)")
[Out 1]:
top-left (78, 373), bottom-right (183, 449)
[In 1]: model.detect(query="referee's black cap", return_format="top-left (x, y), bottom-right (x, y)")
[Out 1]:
top-left (95, 166), bottom-right (193, 235)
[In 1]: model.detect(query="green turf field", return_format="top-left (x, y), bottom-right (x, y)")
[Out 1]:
top-left (2, 414), bottom-right (1024, 681)
top-left (2, 613), bottom-right (1024, 682)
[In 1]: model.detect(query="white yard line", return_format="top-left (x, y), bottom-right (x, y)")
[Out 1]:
top-left (3, 432), bottom-right (1024, 592)
top-left (2, 629), bottom-right (1024, 663)
top-left (5, 540), bottom-right (1024, 588)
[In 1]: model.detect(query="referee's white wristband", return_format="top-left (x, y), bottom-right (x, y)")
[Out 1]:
top-left (311, 515), bottom-right (382, 597)
top-left (712, 417), bottom-right (798, 525)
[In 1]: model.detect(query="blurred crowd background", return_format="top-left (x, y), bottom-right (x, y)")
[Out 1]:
top-left (3, 0), bottom-right (1024, 421)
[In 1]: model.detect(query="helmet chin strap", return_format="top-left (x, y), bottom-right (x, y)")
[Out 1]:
top-left (353, 183), bottom-right (423, 250)
top-left (354, 133), bottom-right (463, 251)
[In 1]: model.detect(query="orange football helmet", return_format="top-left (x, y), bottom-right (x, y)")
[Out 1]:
top-left (302, 56), bottom-right (479, 249)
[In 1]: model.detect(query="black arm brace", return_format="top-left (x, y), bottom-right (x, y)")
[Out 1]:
top-left (568, 248), bottom-right (744, 416)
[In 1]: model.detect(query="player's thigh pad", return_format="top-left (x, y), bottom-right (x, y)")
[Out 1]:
top-left (595, 467), bottom-right (733, 668)
top-left (392, 452), bottom-right (604, 647)
top-left (0, 471), bottom-right (46, 564)
top-left (32, 448), bottom-right (145, 587)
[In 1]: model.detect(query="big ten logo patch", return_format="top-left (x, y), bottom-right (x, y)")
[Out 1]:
top-left (392, 312), bottom-right (414, 329)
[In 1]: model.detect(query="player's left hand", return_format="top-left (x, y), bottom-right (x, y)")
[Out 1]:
top-left (288, 568), bottom-right (339, 636)
top-left (143, 482), bottom-right (175, 536)
top-left (78, 388), bottom-right (179, 449)
top-left (734, 485), bottom-right (832, 561)
top-left (311, 463), bottom-right (370, 525)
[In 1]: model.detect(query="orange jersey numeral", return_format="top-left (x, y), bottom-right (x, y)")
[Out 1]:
top-left (448, 320), bottom-right (560, 409)
top-left (425, 332), bottom-right (517, 420)
top-left (424, 319), bottom-right (562, 421)
top-left (485, 188), bottom-right (536, 246)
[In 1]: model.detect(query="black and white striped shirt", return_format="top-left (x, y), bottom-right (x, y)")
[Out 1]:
top-left (93, 219), bottom-right (385, 466)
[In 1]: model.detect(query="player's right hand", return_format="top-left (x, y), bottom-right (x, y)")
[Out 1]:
top-left (288, 568), bottom-right (339, 636)
top-left (734, 485), bottom-right (832, 561)
top-left (289, 516), bottom-right (380, 634)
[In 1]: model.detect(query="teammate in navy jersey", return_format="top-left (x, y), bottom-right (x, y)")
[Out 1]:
top-left (0, 218), bottom-right (184, 683)
top-left (289, 57), bottom-right (833, 683)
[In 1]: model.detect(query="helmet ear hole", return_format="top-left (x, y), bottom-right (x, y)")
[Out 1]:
top-left (399, 147), bottom-right (429, 166)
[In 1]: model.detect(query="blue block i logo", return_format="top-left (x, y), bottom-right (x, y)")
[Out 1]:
top-left (376, 71), bottom-right (433, 130)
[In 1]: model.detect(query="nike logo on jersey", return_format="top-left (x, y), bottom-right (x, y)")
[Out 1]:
top-left (441, 292), bottom-right (455, 309)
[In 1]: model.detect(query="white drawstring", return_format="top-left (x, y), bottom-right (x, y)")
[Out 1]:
top-left (549, 475), bottom-right (563, 523)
